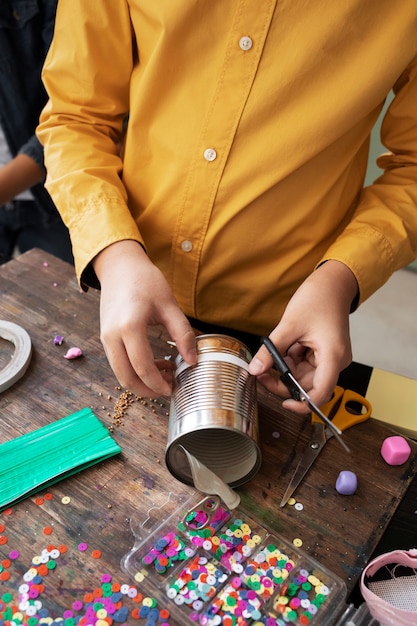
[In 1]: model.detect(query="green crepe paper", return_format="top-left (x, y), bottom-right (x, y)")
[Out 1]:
top-left (0, 407), bottom-right (121, 510)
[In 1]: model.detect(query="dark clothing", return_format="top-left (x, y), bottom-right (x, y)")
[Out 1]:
top-left (0, 0), bottom-right (72, 263)
top-left (187, 316), bottom-right (263, 356)
top-left (0, 199), bottom-right (73, 264)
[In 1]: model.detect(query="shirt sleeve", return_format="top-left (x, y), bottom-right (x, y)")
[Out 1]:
top-left (319, 56), bottom-right (417, 306)
top-left (17, 135), bottom-right (45, 171)
top-left (37, 0), bottom-right (142, 290)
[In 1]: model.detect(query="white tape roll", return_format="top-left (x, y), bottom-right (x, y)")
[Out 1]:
top-left (0, 321), bottom-right (32, 393)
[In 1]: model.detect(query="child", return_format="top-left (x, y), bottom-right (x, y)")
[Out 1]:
top-left (38, 1), bottom-right (417, 407)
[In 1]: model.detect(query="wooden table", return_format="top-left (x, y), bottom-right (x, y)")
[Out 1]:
top-left (0, 249), bottom-right (416, 624)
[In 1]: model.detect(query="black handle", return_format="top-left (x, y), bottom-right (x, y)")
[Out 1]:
top-left (260, 336), bottom-right (301, 401)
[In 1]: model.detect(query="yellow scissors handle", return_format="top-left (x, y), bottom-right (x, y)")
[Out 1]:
top-left (318, 385), bottom-right (345, 417)
top-left (312, 385), bottom-right (372, 430)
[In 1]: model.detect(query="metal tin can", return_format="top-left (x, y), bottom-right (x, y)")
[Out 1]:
top-left (165, 334), bottom-right (261, 487)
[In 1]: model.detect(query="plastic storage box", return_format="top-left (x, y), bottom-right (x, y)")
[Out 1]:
top-left (121, 492), bottom-right (347, 625)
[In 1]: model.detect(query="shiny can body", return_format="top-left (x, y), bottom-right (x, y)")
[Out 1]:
top-left (165, 334), bottom-right (261, 487)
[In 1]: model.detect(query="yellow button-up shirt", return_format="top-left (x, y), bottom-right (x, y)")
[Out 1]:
top-left (38, 0), bottom-right (417, 336)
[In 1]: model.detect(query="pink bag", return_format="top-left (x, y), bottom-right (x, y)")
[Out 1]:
top-left (360, 549), bottom-right (417, 625)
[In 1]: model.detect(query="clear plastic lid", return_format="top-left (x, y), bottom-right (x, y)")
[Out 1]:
top-left (121, 491), bottom-right (347, 625)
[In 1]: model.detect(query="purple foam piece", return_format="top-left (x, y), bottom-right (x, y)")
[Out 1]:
top-left (335, 470), bottom-right (357, 495)
top-left (380, 435), bottom-right (411, 466)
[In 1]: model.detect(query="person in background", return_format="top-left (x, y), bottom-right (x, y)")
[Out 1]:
top-left (0, 0), bottom-right (72, 266)
top-left (38, 1), bottom-right (417, 411)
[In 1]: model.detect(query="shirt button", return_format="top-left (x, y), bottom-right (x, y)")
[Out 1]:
top-left (181, 240), bottom-right (193, 252)
top-left (203, 148), bottom-right (217, 162)
top-left (239, 36), bottom-right (253, 51)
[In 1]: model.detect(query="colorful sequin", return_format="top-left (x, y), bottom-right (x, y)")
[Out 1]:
top-left (141, 531), bottom-right (195, 574)
top-left (0, 494), bottom-right (343, 626)
top-left (166, 553), bottom-right (227, 615)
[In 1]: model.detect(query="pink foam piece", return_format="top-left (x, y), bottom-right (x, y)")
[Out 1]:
top-left (380, 435), bottom-right (411, 466)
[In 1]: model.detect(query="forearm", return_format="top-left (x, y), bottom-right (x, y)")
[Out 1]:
top-left (93, 240), bottom-right (148, 285)
top-left (316, 260), bottom-right (359, 312)
top-left (0, 154), bottom-right (45, 205)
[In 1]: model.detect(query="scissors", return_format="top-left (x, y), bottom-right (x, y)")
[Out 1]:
top-left (261, 336), bottom-right (349, 452)
top-left (280, 384), bottom-right (372, 507)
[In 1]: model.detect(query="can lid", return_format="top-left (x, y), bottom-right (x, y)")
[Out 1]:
top-left (179, 445), bottom-right (240, 510)
top-left (166, 428), bottom-right (261, 487)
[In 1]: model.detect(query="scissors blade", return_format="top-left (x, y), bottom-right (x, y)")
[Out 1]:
top-left (286, 372), bottom-right (350, 448)
top-left (303, 392), bottom-right (351, 453)
top-left (280, 423), bottom-right (327, 507)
